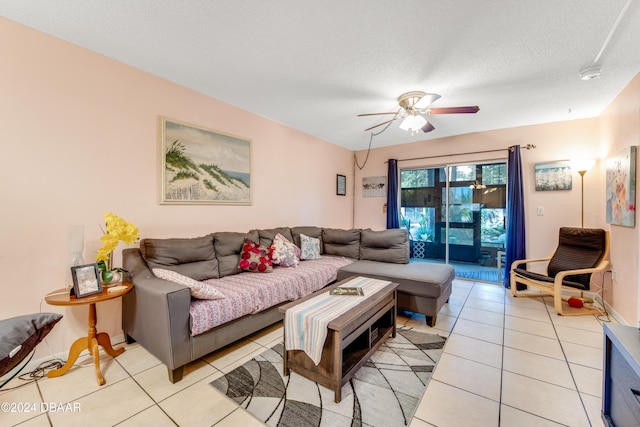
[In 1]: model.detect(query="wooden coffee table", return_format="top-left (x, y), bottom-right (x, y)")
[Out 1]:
top-left (279, 277), bottom-right (398, 402)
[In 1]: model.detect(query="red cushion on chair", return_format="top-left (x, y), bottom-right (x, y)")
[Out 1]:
top-left (568, 297), bottom-right (584, 308)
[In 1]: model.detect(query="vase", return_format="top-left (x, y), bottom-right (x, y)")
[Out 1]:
top-left (101, 270), bottom-right (121, 286)
top-left (67, 225), bottom-right (85, 290)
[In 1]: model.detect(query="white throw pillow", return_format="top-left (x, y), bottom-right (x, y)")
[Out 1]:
top-left (300, 233), bottom-right (321, 260)
top-left (152, 268), bottom-right (225, 300)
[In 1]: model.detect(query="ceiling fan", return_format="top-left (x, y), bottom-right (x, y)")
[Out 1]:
top-left (358, 91), bottom-right (479, 134)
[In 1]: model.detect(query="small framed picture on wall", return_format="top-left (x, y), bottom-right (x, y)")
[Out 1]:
top-left (337, 174), bottom-right (346, 196)
top-left (534, 160), bottom-right (572, 191)
top-left (362, 176), bottom-right (386, 197)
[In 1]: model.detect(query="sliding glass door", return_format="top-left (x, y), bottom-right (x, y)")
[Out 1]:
top-left (400, 162), bottom-right (507, 282)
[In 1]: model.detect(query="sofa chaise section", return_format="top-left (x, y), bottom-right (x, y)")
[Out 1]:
top-left (337, 260), bottom-right (453, 326)
top-left (335, 228), bottom-right (453, 326)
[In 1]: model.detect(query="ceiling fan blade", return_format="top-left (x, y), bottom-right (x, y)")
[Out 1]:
top-left (427, 106), bottom-right (480, 114)
top-left (414, 93), bottom-right (441, 109)
top-left (357, 112), bottom-right (398, 117)
top-left (364, 118), bottom-right (398, 132)
top-left (422, 121), bottom-right (435, 133)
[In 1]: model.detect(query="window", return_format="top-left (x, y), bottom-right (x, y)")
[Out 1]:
top-left (401, 162), bottom-right (507, 250)
top-left (481, 208), bottom-right (506, 246)
top-left (401, 169), bottom-right (435, 187)
top-left (482, 164), bottom-right (506, 185)
top-left (400, 169), bottom-right (437, 242)
top-left (447, 165), bottom-right (475, 182)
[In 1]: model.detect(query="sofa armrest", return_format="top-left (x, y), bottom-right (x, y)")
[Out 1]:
top-left (122, 248), bottom-right (192, 371)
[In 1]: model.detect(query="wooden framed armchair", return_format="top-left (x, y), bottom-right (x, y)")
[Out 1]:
top-left (510, 227), bottom-right (610, 315)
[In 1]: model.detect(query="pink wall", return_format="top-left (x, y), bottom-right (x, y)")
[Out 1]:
top-left (354, 119), bottom-right (604, 253)
top-left (599, 72), bottom-right (640, 326)
top-left (3, 14), bottom-right (639, 363)
top-left (0, 19), bottom-right (353, 357)
top-left (355, 72), bottom-right (640, 325)
top-left (354, 117), bottom-right (630, 316)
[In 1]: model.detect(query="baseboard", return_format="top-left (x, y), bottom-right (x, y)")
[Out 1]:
top-left (581, 291), bottom-right (628, 326)
top-left (553, 288), bottom-right (628, 326)
top-left (503, 287), bottom-right (628, 326)
top-left (597, 295), bottom-right (628, 325)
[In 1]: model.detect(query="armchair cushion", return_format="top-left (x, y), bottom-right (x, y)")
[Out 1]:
top-left (512, 268), bottom-right (588, 290)
top-left (547, 227), bottom-right (606, 289)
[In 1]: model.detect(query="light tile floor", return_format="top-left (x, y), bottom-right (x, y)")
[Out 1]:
top-left (0, 279), bottom-right (614, 426)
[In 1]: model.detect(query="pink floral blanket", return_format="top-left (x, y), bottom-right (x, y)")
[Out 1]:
top-left (190, 256), bottom-right (354, 336)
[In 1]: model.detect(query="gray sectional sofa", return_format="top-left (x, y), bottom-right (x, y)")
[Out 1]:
top-left (122, 226), bottom-right (453, 383)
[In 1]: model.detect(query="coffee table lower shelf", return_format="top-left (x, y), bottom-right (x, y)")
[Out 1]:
top-left (280, 280), bottom-right (398, 403)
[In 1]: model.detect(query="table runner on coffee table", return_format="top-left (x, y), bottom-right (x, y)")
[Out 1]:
top-left (284, 276), bottom-right (391, 364)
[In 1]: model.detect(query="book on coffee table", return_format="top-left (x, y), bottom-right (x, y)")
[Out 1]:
top-left (330, 286), bottom-right (364, 296)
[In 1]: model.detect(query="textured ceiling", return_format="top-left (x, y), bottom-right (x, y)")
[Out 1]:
top-left (2, 0), bottom-right (640, 150)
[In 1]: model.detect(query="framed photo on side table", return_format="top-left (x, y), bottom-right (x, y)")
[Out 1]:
top-left (337, 174), bottom-right (346, 196)
top-left (71, 264), bottom-right (102, 298)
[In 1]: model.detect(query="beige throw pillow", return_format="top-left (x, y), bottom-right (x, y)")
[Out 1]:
top-left (152, 268), bottom-right (224, 300)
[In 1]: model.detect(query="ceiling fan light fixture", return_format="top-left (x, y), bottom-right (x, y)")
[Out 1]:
top-left (358, 90), bottom-right (479, 134)
top-left (414, 92), bottom-right (442, 109)
top-left (579, 65), bottom-right (602, 80)
top-left (399, 114), bottom-right (427, 132)
top-left (398, 91), bottom-right (427, 110)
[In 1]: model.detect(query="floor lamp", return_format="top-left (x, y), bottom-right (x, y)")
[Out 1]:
top-left (572, 159), bottom-right (595, 227)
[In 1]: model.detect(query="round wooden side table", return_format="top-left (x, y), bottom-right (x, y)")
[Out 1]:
top-left (44, 282), bottom-right (133, 385)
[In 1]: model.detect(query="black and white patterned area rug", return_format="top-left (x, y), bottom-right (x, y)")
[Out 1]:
top-left (210, 327), bottom-right (446, 427)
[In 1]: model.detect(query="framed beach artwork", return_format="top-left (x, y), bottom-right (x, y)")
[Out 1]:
top-left (160, 117), bottom-right (251, 205)
top-left (534, 160), bottom-right (572, 191)
top-left (362, 176), bottom-right (386, 197)
top-left (606, 146), bottom-right (637, 227)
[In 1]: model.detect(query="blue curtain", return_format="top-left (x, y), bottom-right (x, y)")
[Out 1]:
top-left (503, 145), bottom-right (527, 288)
top-left (386, 159), bottom-right (400, 229)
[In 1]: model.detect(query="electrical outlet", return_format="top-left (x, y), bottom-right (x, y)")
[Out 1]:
top-left (536, 207), bottom-right (544, 216)
top-left (612, 270), bottom-right (618, 282)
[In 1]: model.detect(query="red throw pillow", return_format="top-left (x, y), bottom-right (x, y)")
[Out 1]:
top-left (239, 238), bottom-right (274, 273)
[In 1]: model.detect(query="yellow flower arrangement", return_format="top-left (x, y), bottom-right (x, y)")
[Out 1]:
top-left (96, 212), bottom-right (139, 272)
